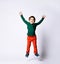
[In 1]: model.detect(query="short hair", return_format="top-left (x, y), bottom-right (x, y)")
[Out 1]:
top-left (29, 16), bottom-right (36, 22)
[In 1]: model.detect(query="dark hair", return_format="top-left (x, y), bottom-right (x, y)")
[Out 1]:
top-left (29, 16), bottom-right (36, 22)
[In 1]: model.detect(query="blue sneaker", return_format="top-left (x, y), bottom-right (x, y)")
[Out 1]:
top-left (25, 53), bottom-right (29, 57)
top-left (35, 53), bottom-right (39, 57)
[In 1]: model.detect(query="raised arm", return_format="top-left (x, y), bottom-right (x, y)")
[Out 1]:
top-left (35, 15), bottom-right (46, 25)
top-left (19, 12), bottom-right (29, 25)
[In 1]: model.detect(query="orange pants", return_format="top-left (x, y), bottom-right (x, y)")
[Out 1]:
top-left (26, 36), bottom-right (38, 54)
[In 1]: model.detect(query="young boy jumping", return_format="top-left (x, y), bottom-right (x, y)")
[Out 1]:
top-left (19, 12), bottom-right (46, 57)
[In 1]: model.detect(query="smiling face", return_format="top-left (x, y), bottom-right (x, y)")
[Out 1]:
top-left (29, 16), bottom-right (36, 24)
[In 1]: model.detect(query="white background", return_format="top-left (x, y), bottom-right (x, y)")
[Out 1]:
top-left (0, 0), bottom-right (60, 64)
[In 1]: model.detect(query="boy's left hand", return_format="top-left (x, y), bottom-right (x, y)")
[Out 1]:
top-left (42, 15), bottom-right (46, 18)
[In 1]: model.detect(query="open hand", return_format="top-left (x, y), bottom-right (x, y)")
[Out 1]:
top-left (19, 12), bottom-right (23, 16)
top-left (42, 15), bottom-right (46, 18)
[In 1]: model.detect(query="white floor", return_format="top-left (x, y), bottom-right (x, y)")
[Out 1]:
top-left (0, 54), bottom-right (60, 64)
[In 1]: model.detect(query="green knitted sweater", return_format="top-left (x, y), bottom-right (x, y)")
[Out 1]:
top-left (20, 15), bottom-right (44, 36)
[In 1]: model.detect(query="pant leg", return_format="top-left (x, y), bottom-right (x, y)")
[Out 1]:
top-left (26, 36), bottom-right (31, 54)
top-left (32, 36), bottom-right (38, 54)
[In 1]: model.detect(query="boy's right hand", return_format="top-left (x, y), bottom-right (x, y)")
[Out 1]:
top-left (19, 12), bottom-right (23, 16)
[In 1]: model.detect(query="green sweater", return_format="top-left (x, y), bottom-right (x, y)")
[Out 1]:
top-left (20, 15), bottom-right (44, 36)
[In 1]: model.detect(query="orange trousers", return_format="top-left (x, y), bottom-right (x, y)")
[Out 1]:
top-left (26, 36), bottom-right (38, 54)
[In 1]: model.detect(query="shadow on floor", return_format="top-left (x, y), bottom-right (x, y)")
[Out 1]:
top-left (38, 32), bottom-right (49, 61)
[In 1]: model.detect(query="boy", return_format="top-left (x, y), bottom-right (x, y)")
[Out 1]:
top-left (19, 12), bottom-right (46, 57)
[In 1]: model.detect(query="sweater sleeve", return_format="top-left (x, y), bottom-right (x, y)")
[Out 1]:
top-left (35, 18), bottom-right (44, 25)
top-left (20, 15), bottom-right (29, 25)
